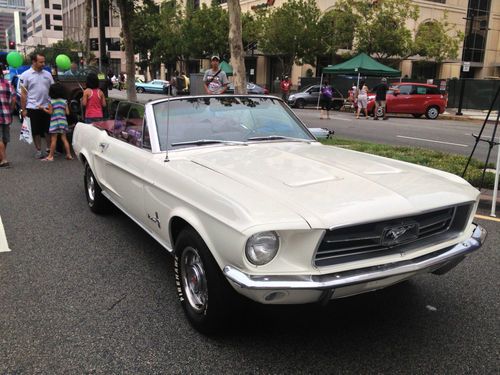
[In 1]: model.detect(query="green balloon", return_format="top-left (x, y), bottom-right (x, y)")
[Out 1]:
top-left (55, 54), bottom-right (71, 71)
top-left (6, 52), bottom-right (23, 68)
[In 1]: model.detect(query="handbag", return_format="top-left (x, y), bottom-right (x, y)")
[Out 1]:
top-left (19, 116), bottom-right (33, 144)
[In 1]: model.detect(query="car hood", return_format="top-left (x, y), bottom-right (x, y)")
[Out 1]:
top-left (183, 143), bottom-right (479, 229)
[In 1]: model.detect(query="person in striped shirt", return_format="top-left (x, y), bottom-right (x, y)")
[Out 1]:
top-left (0, 64), bottom-right (15, 168)
top-left (38, 83), bottom-right (72, 161)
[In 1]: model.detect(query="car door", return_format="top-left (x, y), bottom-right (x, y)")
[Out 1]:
top-left (389, 84), bottom-right (412, 113)
top-left (409, 85), bottom-right (430, 114)
top-left (93, 102), bottom-right (153, 222)
top-left (306, 86), bottom-right (321, 105)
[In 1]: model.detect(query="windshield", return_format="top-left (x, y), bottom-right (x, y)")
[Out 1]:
top-left (153, 96), bottom-right (315, 151)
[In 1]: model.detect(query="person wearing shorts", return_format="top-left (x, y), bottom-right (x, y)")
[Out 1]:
top-left (356, 82), bottom-right (369, 119)
top-left (19, 53), bottom-right (54, 158)
top-left (372, 77), bottom-right (389, 120)
top-left (0, 64), bottom-right (15, 168)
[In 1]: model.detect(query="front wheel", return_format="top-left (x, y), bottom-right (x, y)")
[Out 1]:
top-left (175, 228), bottom-right (238, 334)
top-left (84, 163), bottom-right (112, 214)
top-left (136, 87), bottom-right (145, 93)
top-left (295, 99), bottom-right (306, 109)
top-left (425, 106), bottom-right (439, 119)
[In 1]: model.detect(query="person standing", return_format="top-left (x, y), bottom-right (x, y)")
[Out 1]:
top-left (203, 56), bottom-right (228, 95)
top-left (280, 75), bottom-right (291, 102)
top-left (39, 83), bottom-right (72, 161)
top-left (319, 80), bottom-right (333, 120)
top-left (0, 65), bottom-right (15, 168)
top-left (181, 72), bottom-right (190, 94)
top-left (356, 81), bottom-right (369, 119)
top-left (372, 77), bottom-right (389, 120)
top-left (63, 62), bottom-right (79, 76)
top-left (82, 73), bottom-right (107, 123)
top-left (19, 53), bottom-right (54, 159)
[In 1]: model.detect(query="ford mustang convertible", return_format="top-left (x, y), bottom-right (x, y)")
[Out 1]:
top-left (72, 96), bottom-right (486, 333)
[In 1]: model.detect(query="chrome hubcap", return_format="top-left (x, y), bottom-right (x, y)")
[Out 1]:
top-left (86, 170), bottom-right (95, 202)
top-left (429, 108), bottom-right (438, 118)
top-left (181, 247), bottom-right (208, 313)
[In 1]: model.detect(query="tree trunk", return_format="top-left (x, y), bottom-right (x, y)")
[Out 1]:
top-left (84, 0), bottom-right (91, 64)
top-left (227, 0), bottom-right (247, 94)
top-left (117, 0), bottom-right (137, 101)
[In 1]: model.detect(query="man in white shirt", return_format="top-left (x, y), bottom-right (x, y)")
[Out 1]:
top-left (19, 53), bottom-right (54, 158)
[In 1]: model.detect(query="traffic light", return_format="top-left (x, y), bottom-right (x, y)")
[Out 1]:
top-left (8, 41), bottom-right (15, 50)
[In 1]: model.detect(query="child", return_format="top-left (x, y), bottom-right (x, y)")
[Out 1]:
top-left (82, 72), bottom-right (106, 123)
top-left (39, 83), bottom-right (72, 161)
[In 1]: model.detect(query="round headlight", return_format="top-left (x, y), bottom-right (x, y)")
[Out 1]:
top-left (245, 231), bottom-right (280, 266)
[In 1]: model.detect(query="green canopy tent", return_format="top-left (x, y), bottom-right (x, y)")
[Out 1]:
top-left (318, 53), bottom-right (401, 108)
top-left (220, 61), bottom-right (233, 76)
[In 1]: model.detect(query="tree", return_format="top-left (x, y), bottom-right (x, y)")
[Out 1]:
top-left (33, 39), bottom-right (84, 68)
top-left (318, 5), bottom-right (358, 58)
top-left (414, 15), bottom-right (463, 63)
top-left (116, 0), bottom-right (136, 101)
top-left (256, 0), bottom-right (325, 75)
top-left (352, 0), bottom-right (419, 61)
top-left (227, 0), bottom-right (246, 94)
top-left (182, 3), bottom-right (229, 59)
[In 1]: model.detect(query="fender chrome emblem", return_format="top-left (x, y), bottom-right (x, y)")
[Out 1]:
top-left (381, 222), bottom-right (419, 247)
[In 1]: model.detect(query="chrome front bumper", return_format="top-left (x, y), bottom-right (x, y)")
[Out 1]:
top-left (224, 224), bottom-right (487, 304)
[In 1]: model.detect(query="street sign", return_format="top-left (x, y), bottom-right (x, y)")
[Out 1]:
top-left (463, 61), bottom-right (470, 72)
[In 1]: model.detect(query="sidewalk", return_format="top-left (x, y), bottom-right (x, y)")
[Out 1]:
top-left (441, 108), bottom-right (499, 123)
top-left (478, 188), bottom-right (500, 211)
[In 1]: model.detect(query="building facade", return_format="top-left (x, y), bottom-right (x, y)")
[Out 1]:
top-left (25, 0), bottom-right (63, 47)
top-left (0, 0), bottom-right (26, 50)
top-left (62, 0), bottom-right (125, 74)
top-left (200, 0), bottom-right (500, 87)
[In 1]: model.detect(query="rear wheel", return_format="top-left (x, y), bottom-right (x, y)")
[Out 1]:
top-left (174, 228), bottom-right (238, 334)
top-left (84, 163), bottom-right (112, 214)
top-left (295, 99), bottom-right (306, 109)
top-left (412, 114), bottom-right (423, 119)
top-left (425, 106), bottom-right (439, 120)
top-left (136, 87), bottom-right (145, 93)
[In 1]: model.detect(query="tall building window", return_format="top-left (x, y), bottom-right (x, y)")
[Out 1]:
top-left (53, 14), bottom-right (62, 21)
top-left (52, 3), bottom-right (61, 9)
top-left (45, 14), bottom-right (50, 29)
top-left (44, 0), bottom-right (49, 8)
top-left (463, 0), bottom-right (491, 63)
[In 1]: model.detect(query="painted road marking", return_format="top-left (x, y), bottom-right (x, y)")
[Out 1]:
top-left (396, 135), bottom-right (469, 147)
top-left (0, 216), bottom-right (11, 252)
top-left (475, 214), bottom-right (500, 223)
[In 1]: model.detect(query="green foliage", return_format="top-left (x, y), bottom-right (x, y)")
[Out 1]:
top-left (318, 5), bottom-right (357, 55)
top-left (181, 3), bottom-right (229, 59)
top-left (256, 0), bottom-right (325, 74)
top-left (414, 13), bottom-right (464, 63)
top-left (33, 39), bottom-right (84, 67)
top-left (351, 0), bottom-right (419, 60)
top-left (320, 137), bottom-right (497, 190)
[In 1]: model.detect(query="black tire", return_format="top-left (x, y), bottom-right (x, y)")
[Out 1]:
top-left (425, 106), bottom-right (439, 120)
top-left (295, 98), bottom-right (306, 109)
top-left (174, 228), bottom-right (238, 334)
top-left (136, 87), bottom-right (145, 93)
top-left (412, 114), bottom-right (423, 119)
top-left (84, 163), bottom-right (112, 214)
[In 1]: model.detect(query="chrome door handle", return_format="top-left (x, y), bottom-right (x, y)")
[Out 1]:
top-left (99, 142), bottom-right (109, 152)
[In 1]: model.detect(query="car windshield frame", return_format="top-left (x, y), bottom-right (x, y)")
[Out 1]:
top-left (152, 95), bottom-right (316, 151)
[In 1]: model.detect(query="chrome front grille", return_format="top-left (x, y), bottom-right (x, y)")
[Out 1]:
top-left (314, 204), bottom-right (473, 267)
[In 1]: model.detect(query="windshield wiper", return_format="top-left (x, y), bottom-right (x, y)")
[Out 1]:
top-left (247, 135), bottom-right (311, 142)
top-left (171, 139), bottom-right (248, 147)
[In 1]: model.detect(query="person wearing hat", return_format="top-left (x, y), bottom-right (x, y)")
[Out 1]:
top-left (372, 77), bottom-right (389, 120)
top-left (280, 75), bottom-right (291, 101)
top-left (203, 55), bottom-right (228, 95)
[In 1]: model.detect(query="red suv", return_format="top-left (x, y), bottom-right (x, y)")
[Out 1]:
top-left (367, 83), bottom-right (447, 120)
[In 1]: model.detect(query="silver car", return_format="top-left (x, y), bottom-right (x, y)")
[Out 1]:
top-left (288, 84), bottom-right (344, 109)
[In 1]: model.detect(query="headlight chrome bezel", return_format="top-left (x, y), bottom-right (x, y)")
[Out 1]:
top-left (245, 231), bottom-right (280, 266)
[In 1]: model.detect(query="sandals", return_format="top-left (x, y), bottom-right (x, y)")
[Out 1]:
top-left (0, 161), bottom-right (10, 168)
top-left (41, 158), bottom-right (54, 162)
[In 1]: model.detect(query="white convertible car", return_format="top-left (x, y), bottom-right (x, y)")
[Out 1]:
top-left (73, 96), bottom-right (486, 333)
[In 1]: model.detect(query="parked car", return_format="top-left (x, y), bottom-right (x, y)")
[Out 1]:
top-left (288, 84), bottom-right (344, 109)
top-left (72, 95), bottom-right (486, 333)
top-left (135, 79), bottom-right (169, 94)
top-left (225, 82), bottom-right (269, 95)
top-left (367, 83), bottom-right (447, 119)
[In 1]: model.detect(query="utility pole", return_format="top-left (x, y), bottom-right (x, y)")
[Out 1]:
top-left (98, 0), bottom-right (107, 72)
top-left (456, 10), bottom-right (475, 116)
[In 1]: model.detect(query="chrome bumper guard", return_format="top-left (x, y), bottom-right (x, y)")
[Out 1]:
top-left (224, 224), bottom-right (486, 290)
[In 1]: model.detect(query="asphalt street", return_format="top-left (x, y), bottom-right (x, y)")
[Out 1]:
top-left (0, 117), bottom-right (499, 374)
